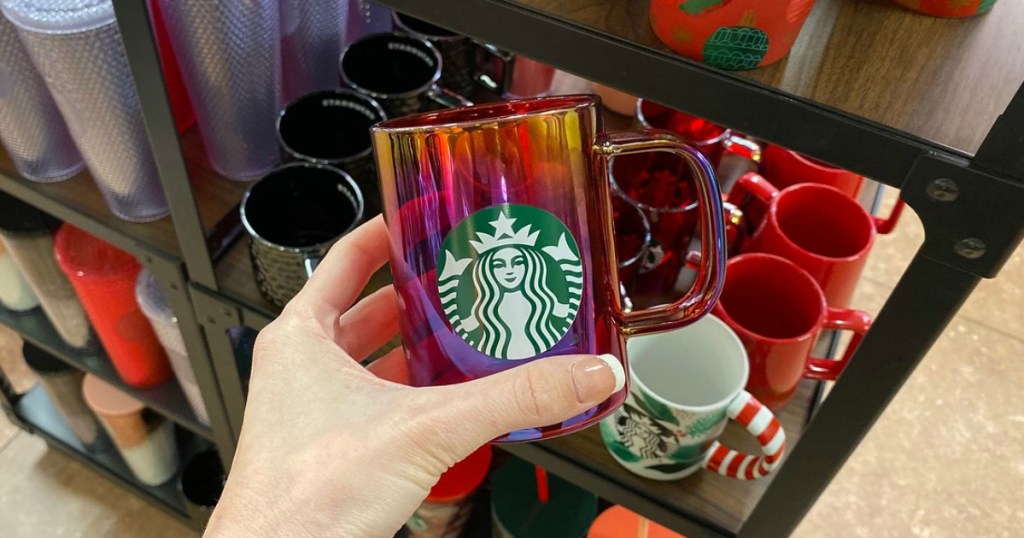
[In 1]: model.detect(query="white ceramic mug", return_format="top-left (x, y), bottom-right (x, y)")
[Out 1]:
top-left (600, 314), bottom-right (785, 481)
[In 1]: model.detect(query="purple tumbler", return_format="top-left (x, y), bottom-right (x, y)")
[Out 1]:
top-left (1, 0), bottom-right (168, 222)
top-left (0, 12), bottom-right (82, 182)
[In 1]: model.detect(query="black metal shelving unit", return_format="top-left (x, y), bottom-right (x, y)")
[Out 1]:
top-left (2, 0), bottom-right (1023, 536)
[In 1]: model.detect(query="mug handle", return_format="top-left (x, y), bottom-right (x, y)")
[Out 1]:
top-left (474, 43), bottom-right (515, 95)
top-left (703, 391), bottom-right (786, 480)
top-left (303, 254), bottom-right (323, 278)
top-left (595, 130), bottom-right (727, 336)
top-left (426, 86), bottom-right (473, 109)
top-left (805, 307), bottom-right (873, 381)
top-left (873, 199), bottom-right (905, 235)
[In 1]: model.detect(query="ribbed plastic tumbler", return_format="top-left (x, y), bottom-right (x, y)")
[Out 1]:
top-left (0, 238), bottom-right (39, 312)
top-left (136, 268), bottom-right (208, 424)
top-left (0, 12), bottom-right (83, 182)
top-left (55, 225), bottom-right (173, 388)
top-left (1, 0), bottom-right (168, 222)
top-left (156, 0), bottom-right (281, 181)
top-left (280, 0), bottom-right (347, 102)
top-left (0, 193), bottom-right (95, 351)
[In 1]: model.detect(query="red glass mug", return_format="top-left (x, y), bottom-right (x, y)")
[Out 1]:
top-left (372, 95), bottom-right (727, 441)
top-left (730, 173), bottom-right (899, 308)
top-left (714, 253), bottom-right (872, 410)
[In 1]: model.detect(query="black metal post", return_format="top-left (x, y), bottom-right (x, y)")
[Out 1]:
top-left (111, 0), bottom-right (218, 289)
top-left (141, 257), bottom-right (237, 470)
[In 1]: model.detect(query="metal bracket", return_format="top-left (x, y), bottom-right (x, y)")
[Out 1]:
top-left (190, 285), bottom-right (248, 450)
top-left (899, 153), bottom-right (1024, 278)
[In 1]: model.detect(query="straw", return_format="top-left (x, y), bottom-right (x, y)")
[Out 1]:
top-left (535, 465), bottom-right (550, 503)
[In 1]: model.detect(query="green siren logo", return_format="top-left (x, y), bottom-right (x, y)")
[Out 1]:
top-left (437, 204), bottom-right (583, 360)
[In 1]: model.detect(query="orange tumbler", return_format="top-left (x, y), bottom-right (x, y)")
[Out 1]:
top-left (891, 0), bottom-right (995, 18)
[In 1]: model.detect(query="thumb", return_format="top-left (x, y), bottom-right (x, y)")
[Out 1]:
top-left (430, 354), bottom-right (625, 453)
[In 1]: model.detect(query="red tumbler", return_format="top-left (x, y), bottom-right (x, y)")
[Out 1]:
top-left (54, 225), bottom-right (172, 388)
top-left (148, 0), bottom-right (195, 133)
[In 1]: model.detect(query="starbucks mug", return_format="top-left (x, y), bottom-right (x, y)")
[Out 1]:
top-left (372, 95), bottom-right (727, 441)
top-left (600, 314), bottom-right (785, 481)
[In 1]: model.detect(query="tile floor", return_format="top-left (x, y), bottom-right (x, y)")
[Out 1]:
top-left (0, 191), bottom-right (1021, 537)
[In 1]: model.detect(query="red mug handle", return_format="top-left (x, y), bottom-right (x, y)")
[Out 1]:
top-left (873, 199), bottom-right (905, 235)
top-left (726, 172), bottom-right (779, 207)
top-left (805, 307), bottom-right (873, 381)
top-left (595, 130), bottom-right (726, 336)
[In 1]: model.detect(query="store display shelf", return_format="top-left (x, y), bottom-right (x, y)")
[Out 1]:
top-left (376, 0), bottom-right (1024, 187)
top-left (13, 386), bottom-right (202, 530)
top-left (0, 306), bottom-right (213, 441)
top-left (503, 380), bottom-right (818, 538)
top-left (0, 130), bottom-right (246, 265)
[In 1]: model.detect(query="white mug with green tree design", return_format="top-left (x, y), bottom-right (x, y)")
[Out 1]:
top-left (600, 314), bottom-right (786, 481)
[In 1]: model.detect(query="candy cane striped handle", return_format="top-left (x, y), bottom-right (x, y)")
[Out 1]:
top-left (702, 391), bottom-right (786, 480)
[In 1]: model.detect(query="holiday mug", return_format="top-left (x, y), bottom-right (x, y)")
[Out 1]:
top-left (760, 145), bottom-right (905, 229)
top-left (649, 0), bottom-right (817, 70)
top-left (891, 0), bottom-right (996, 18)
top-left (730, 173), bottom-right (898, 308)
top-left (372, 95), bottom-right (727, 441)
top-left (714, 253), bottom-right (871, 410)
top-left (600, 314), bottom-right (785, 480)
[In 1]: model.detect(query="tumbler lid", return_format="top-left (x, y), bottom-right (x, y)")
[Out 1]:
top-left (0, 192), bottom-right (61, 234)
top-left (0, 0), bottom-right (115, 34)
top-left (82, 374), bottom-right (144, 416)
top-left (54, 224), bottom-right (139, 280)
top-left (21, 341), bottom-right (72, 373)
top-left (426, 444), bottom-right (492, 503)
top-left (135, 268), bottom-right (175, 324)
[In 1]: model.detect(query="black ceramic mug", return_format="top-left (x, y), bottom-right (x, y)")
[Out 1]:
top-left (276, 90), bottom-right (387, 216)
top-left (178, 450), bottom-right (226, 529)
top-left (241, 163), bottom-right (364, 308)
top-left (339, 33), bottom-right (472, 117)
top-left (392, 12), bottom-right (512, 97)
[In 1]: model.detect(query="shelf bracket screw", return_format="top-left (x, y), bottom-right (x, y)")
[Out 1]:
top-left (927, 178), bottom-right (959, 202)
top-left (954, 238), bottom-right (986, 259)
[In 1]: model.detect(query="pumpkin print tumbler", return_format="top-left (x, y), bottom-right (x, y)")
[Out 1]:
top-left (650, 0), bottom-right (818, 70)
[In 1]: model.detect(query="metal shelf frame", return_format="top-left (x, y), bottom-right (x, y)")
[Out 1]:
top-left (0, 0), bottom-right (1021, 535)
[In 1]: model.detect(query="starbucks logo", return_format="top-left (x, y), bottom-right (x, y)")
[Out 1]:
top-left (437, 204), bottom-right (583, 360)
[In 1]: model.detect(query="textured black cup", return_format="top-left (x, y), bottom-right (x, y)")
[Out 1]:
top-left (277, 90), bottom-right (386, 216)
top-left (178, 450), bottom-right (226, 529)
top-left (241, 163), bottom-right (364, 308)
top-left (339, 33), bottom-right (470, 117)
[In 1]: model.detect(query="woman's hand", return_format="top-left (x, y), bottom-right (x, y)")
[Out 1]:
top-left (206, 216), bottom-right (623, 538)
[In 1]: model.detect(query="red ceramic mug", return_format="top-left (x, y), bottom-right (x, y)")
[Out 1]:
top-left (649, 0), bottom-right (817, 70)
top-left (891, 0), bottom-right (996, 18)
top-left (729, 173), bottom-right (899, 308)
top-left (714, 253), bottom-right (872, 410)
top-left (762, 144), bottom-right (865, 199)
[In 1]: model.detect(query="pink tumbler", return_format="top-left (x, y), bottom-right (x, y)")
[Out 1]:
top-left (54, 225), bottom-right (172, 388)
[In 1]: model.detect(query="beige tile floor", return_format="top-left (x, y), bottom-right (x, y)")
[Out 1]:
top-left (0, 192), bottom-right (1021, 537)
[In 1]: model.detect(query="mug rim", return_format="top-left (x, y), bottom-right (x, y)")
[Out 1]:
top-left (766, 144), bottom-right (848, 175)
top-left (372, 93), bottom-right (596, 132)
top-left (635, 98), bottom-right (731, 147)
top-left (767, 183), bottom-right (876, 262)
top-left (240, 163), bottom-right (365, 253)
top-left (339, 32), bottom-right (444, 100)
top-left (715, 253), bottom-right (828, 344)
top-left (277, 89), bottom-right (387, 165)
top-left (627, 314), bottom-right (749, 414)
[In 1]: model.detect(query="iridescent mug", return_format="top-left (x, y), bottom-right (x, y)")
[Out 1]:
top-left (372, 95), bottom-right (727, 441)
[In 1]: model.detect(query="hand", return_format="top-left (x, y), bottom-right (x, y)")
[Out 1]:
top-left (206, 216), bottom-right (623, 538)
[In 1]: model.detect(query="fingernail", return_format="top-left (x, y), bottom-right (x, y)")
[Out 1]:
top-left (571, 354), bottom-right (626, 404)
